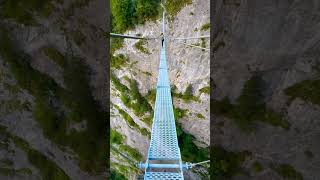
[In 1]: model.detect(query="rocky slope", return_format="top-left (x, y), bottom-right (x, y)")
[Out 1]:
top-left (212, 0), bottom-right (320, 179)
top-left (0, 0), bottom-right (107, 179)
top-left (110, 0), bottom-right (210, 179)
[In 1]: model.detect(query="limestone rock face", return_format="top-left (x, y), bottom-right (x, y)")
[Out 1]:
top-left (212, 0), bottom-right (320, 179)
top-left (0, 0), bottom-right (107, 179)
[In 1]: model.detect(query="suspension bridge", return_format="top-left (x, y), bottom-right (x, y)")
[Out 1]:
top-left (110, 5), bottom-right (209, 180)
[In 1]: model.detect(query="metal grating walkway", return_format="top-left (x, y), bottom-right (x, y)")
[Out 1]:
top-left (141, 10), bottom-right (184, 179)
top-left (145, 172), bottom-right (183, 180)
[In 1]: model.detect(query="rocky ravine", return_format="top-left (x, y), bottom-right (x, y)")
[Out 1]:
top-left (212, 0), bottom-right (320, 179)
top-left (110, 0), bottom-right (210, 179)
top-left (0, 0), bottom-right (107, 179)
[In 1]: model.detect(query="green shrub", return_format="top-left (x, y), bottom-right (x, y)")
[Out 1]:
top-left (111, 130), bottom-right (124, 144)
top-left (111, 73), bottom-right (129, 93)
top-left (164, 0), bottom-right (192, 17)
top-left (111, 54), bottom-right (129, 70)
top-left (211, 75), bottom-right (289, 132)
top-left (110, 170), bottom-right (127, 180)
top-left (119, 145), bottom-right (142, 161)
top-left (111, 0), bottom-right (160, 33)
top-left (142, 71), bottom-right (152, 76)
top-left (134, 0), bottom-right (160, 24)
top-left (115, 106), bottom-right (150, 136)
top-left (199, 86), bottom-right (210, 94)
top-left (200, 23), bottom-right (210, 31)
top-left (211, 146), bottom-right (250, 178)
top-left (172, 84), bottom-right (200, 102)
top-left (111, 0), bottom-right (135, 33)
top-left (271, 164), bottom-right (303, 180)
top-left (196, 113), bottom-right (205, 119)
top-left (146, 89), bottom-right (156, 104)
top-left (174, 107), bottom-right (187, 119)
top-left (284, 79), bottom-right (320, 105)
top-left (110, 38), bottom-right (124, 54)
top-left (200, 38), bottom-right (206, 48)
top-left (111, 75), bottom-right (153, 123)
top-left (128, 79), bottom-right (153, 116)
top-left (177, 124), bottom-right (208, 162)
top-left (134, 40), bottom-right (150, 54)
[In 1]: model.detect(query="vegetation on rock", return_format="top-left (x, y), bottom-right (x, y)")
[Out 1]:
top-left (0, 126), bottom-right (70, 179)
top-left (271, 164), bottom-right (303, 180)
top-left (211, 75), bottom-right (290, 132)
top-left (199, 86), bottom-right (210, 94)
top-left (0, 30), bottom-right (107, 173)
top-left (200, 23), bottom-right (210, 31)
top-left (134, 40), bottom-right (151, 54)
top-left (284, 79), bottom-right (320, 106)
top-left (111, 0), bottom-right (160, 33)
top-left (172, 84), bottom-right (200, 102)
top-left (211, 146), bottom-right (250, 178)
top-left (164, 0), bottom-right (192, 17)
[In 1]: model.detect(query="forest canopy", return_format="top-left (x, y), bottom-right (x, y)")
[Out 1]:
top-left (111, 0), bottom-right (161, 33)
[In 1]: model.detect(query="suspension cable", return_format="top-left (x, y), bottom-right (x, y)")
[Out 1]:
top-left (178, 41), bottom-right (210, 51)
top-left (110, 33), bottom-right (158, 40)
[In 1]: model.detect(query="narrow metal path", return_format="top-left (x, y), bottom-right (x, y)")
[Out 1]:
top-left (110, 6), bottom-right (210, 180)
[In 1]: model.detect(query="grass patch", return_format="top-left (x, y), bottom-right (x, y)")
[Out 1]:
top-left (211, 146), bottom-right (250, 178)
top-left (134, 40), bottom-right (151, 54)
top-left (111, 54), bottom-right (129, 70)
top-left (199, 86), bottom-right (210, 94)
top-left (111, 74), bottom-right (153, 125)
top-left (211, 75), bottom-right (289, 132)
top-left (284, 79), bottom-right (320, 106)
top-left (271, 164), bottom-right (303, 180)
top-left (110, 38), bottom-right (124, 54)
top-left (172, 84), bottom-right (200, 102)
top-left (119, 145), bottom-right (142, 162)
top-left (111, 129), bottom-right (124, 145)
top-left (114, 105), bottom-right (150, 136)
top-left (196, 113), bottom-right (205, 119)
top-left (200, 23), bottom-right (210, 31)
top-left (164, 0), bottom-right (192, 17)
top-left (174, 107), bottom-right (188, 119)
top-left (110, 169), bottom-right (127, 180)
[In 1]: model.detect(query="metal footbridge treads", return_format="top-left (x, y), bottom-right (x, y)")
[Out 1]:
top-left (132, 7), bottom-right (210, 180)
top-left (144, 172), bottom-right (183, 180)
top-left (109, 4), bottom-right (210, 178)
top-left (137, 10), bottom-right (185, 179)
